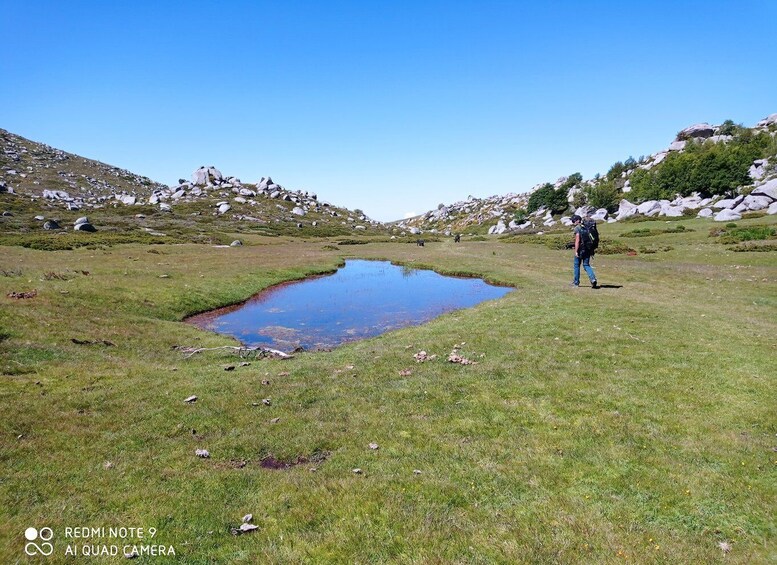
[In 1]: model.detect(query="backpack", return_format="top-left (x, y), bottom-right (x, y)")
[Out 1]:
top-left (579, 219), bottom-right (599, 254)
top-left (584, 219), bottom-right (600, 251)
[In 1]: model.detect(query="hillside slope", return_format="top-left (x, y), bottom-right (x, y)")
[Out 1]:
top-left (398, 114), bottom-right (777, 235)
top-left (0, 129), bottom-right (386, 243)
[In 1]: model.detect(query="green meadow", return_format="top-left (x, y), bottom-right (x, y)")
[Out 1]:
top-left (1, 215), bottom-right (775, 563)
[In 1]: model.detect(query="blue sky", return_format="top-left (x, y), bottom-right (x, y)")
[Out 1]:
top-left (2, 1), bottom-right (775, 221)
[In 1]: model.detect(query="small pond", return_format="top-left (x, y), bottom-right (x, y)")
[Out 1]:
top-left (187, 260), bottom-right (513, 352)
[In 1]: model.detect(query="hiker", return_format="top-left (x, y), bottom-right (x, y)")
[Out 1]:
top-left (454, 234), bottom-right (461, 243)
top-left (571, 214), bottom-right (598, 288)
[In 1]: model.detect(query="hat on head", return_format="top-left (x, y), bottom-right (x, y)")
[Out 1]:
top-left (571, 214), bottom-right (582, 223)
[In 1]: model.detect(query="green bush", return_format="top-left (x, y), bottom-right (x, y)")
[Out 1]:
top-left (622, 226), bottom-right (693, 238)
top-left (527, 179), bottom-right (574, 215)
top-left (718, 225), bottom-right (776, 244)
top-left (597, 240), bottom-right (635, 255)
top-left (729, 242), bottom-right (777, 252)
top-left (584, 179), bottom-right (620, 212)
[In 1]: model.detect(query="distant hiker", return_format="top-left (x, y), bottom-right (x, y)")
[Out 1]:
top-left (454, 234), bottom-right (461, 243)
top-left (417, 239), bottom-right (425, 247)
top-left (571, 214), bottom-right (598, 288)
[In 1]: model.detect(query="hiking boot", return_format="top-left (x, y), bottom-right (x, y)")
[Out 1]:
top-left (591, 280), bottom-right (599, 289)
top-left (570, 282), bottom-right (579, 287)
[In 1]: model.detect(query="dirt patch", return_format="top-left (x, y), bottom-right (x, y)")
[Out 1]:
top-left (259, 450), bottom-right (330, 470)
top-left (7, 289), bottom-right (37, 299)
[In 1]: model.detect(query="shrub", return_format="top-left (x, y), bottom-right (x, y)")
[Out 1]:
top-left (597, 240), bottom-right (635, 255)
top-left (639, 245), bottom-right (674, 254)
top-left (337, 239), bottom-right (369, 245)
top-left (729, 242), bottom-right (777, 252)
top-left (513, 208), bottom-right (528, 223)
top-left (584, 179), bottom-right (620, 212)
top-left (718, 225), bottom-right (776, 244)
top-left (527, 178), bottom-right (575, 215)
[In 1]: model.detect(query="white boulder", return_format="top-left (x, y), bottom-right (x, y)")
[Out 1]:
top-left (488, 220), bottom-right (507, 235)
top-left (742, 195), bottom-right (773, 211)
top-left (755, 113), bottom-right (777, 128)
top-left (767, 201), bottom-right (777, 215)
top-left (677, 123), bottom-right (714, 140)
top-left (749, 159), bottom-right (768, 181)
top-left (713, 195), bottom-right (744, 209)
top-left (697, 208), bottom-right (713, 218)
top-left (751, 178), bottom-right (777, 201)
top-left (636, 200), bottom-right (660, 215)
top-left (714, 209), bottom-right (742, 222)
top-left (662, 206), bottom-right (685, 217)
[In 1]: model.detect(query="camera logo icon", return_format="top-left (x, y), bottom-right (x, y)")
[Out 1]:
top-left (24, 527), bottom-right (54, 556)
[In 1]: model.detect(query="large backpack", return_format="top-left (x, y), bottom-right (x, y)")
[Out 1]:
top-left (579, 219), bottom-right (599, 254)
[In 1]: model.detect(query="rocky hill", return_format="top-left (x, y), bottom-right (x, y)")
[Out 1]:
top-left (398, 114), bottom-right (777, 235)
top-left (0, 129), bottom-right (384, 240)
top-left (0, 128), bottom-right (167, 203)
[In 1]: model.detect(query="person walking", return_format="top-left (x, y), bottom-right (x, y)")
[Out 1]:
top-left (571, 214), bottom-right (598, 288)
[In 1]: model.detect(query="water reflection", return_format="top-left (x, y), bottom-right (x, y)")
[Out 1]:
top-left (187, 260), bottom-right (512, 352)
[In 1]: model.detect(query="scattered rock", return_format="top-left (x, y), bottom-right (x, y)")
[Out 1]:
top-left (413, 469), bottom-right (422, 475)
top-left (230, 240), bottom-right (242, 247)
top-left (43, 219), bottom-right (61, 230)
top-left (195, 449), bottom-right (210, 458)
top-left (352, 468), bottom-right (363, 474)
top-left (413, 351), bottom-right (436, 363)
top-left (7, 290), bottom-right (37, 299)
top-left (369, 443), bottom-right (379, 450)
top-left (242, 514), bottom-right (253, 524)
top-left (448, 352), bottom-right (477, 365)
top-left (74, 222), bottom-right (97, 232)
top-left (262, 398), bottom-right (271, 406)
top-left (224, 365), bottom-right (235, 371)
top-left (184, 395), bottom-right (197, 403)
top-left (270, 417), bottom-right (280, 424)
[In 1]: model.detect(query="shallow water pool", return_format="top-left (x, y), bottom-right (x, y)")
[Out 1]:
top-left (187, 260), bottom-right (513, 352)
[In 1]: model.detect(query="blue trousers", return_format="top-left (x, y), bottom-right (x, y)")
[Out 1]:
top-left (573, 254), bottom-right (596, 285)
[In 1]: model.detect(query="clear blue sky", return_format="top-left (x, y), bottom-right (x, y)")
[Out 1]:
top-left (2, 1), bottom-right (775, 221)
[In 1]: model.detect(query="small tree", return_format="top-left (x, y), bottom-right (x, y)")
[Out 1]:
top-left (585, 179), bottom-right (620, 212)
top-left (527, 183), bottom-right (555, 213)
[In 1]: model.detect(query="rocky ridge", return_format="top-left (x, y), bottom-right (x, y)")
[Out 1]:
top-left (398, 113), bottom-right (777, 235)
top-left (0, 129), bottom-right (379, 232)
top-left (0, 128), bottom-right (167, 209)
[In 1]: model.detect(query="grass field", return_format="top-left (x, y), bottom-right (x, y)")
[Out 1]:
top-left (1, 215), bottom-right (775, 563)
